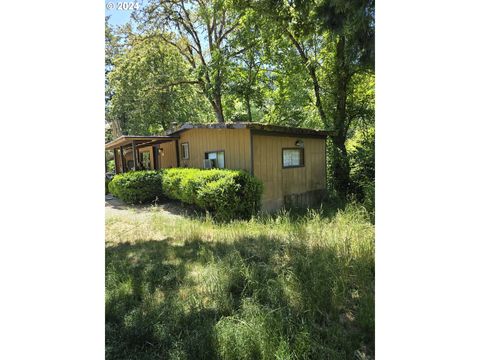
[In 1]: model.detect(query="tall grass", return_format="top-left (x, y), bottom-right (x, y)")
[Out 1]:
top-left (106, 204), bottom-right (375, 359)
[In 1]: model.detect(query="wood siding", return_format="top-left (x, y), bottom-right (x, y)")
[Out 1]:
top-left (252, 134), bottom-right (326, 211)
top-left (158, 140), bottom-right (178, 168)
top-left (112, 129), bottom-right (327, 211)
top-left (177, 128), bottom-right (251, 171)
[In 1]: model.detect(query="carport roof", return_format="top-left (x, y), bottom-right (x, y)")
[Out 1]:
top-left (105, 135), bottom-right (179, 150)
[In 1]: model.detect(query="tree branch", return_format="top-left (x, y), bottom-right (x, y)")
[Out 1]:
top-left (286, 29), bottom-right (327, 122)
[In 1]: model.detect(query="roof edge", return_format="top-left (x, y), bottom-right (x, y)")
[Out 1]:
top-left (166, 122), bottom-right (333, 137)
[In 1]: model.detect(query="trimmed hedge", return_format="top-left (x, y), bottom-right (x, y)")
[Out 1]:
top-left (108, 171), bottom-right (163, 204)
top-left (162, 168), bottom-right (263, 221)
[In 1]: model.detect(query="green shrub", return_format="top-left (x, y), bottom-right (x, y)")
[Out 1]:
top-left (162, 168), bottom-right (263, 221)
top-left (108, 171), bottom-right (163, 204)
top-left (106, 159), bottom-right (115, 172)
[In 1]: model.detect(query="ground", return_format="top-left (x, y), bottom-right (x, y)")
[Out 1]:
top-left (105, 196), bottom-right (375, 360)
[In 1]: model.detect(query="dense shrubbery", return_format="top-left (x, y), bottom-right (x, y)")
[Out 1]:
top-left (107, 168), bottom-right (263, 220)
top-left (108, 171), bottom-right (163, 204)
top-left (106, 159), bottom-right (115, 172)
top-left (162, 168), bottom-right (263, 221)
top-left (347, 127), bottom-right (375, 217)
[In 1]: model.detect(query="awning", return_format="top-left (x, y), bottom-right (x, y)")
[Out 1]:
top-left (105, 135), bottom-right (179, 150)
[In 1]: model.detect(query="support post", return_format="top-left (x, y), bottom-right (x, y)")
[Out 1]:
top-left (153, 145), bottom-right (159, 170)
top-left (132, 141), bottom-right (137, 170)
top-left (113, 148), bottom-right (119, 173)
top-left (120, 146), bottom-right (125, 173)
top-left (175, 140), bottom-right (180, 167)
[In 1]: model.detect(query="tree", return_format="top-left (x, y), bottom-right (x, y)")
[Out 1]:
top-left (105, 18), bottom-right (122, 138)
top-left (243, 0), bottom-right (375, 197)
top-left (107, 32), bottom-right (212, 135)
top-left (134, 0), bottom-right (257, 122)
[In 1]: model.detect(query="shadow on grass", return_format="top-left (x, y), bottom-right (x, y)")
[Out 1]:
top-left (105, 192), bottom-right (358, 224)
top-left (105, 195), bottom-right (208, 220)
top-left (106, 232), bottom-right (374, 359)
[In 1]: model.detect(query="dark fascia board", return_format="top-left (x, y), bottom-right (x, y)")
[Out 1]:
top-left (250, 129), bottom-right (328, 139)
top-left (105, 135), bottom-right (179, 150)
top-left (165, 122), bottom-right (333, 138)
top-left (165, 122), bottom-right (248, 135)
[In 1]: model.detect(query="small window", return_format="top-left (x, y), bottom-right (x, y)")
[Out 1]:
top-left (181, 143), bottom-right (189, 160)
top-left (282, 148), bottom-right (304, 168)
top-left (205, 151), bottom-right (225, 168)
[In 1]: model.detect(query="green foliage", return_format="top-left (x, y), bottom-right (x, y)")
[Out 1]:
top-left (161, 168), bottom-right (263, 221)
top-left (347, 127), bottom-right (375, 215)
top-left (108, 171), bottom-right (163, 204)
top-left (105, 203), bottom-right (375, 359)
top-left (106, 159), bottom-right (115, 173)
top-left (135, 0), bottom-right (260, 123)
top-left (107, 33), bottom-right (212, 135)
top-left (106, 0), bottom-right (375, 204)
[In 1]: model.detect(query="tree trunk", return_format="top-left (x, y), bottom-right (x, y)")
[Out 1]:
top-left (245, 94), bottom-right (252, 122)
top-left (331, 35), bottom-right (351, 197)
top-left (213, 96), bottom-right (225, 122)
top-left (308, 65), bottom-right (327, 123)
top-left (331, 134), bottom-right (350, 197)
top-left (287, 31), bottom-right (352, 196)
top-left (213, 72), bottom-right (225, 123)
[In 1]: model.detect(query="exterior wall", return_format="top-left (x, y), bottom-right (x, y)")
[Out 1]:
top-left (177, 128), bottom-right (251, 171)
top-left (112, 129), bottom-right (327, 211)
top-left (159, 141), bottom-right (178, 168)
top-left (252, 133), bottom-right (326, 211)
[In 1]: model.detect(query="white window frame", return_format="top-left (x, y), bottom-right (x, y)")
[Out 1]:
top-left (181, 142), bottom-right (189, 160)
top-left (282, 148), bottom-right (304, 168)
top-left (205, 151), bottom-right (225, 169)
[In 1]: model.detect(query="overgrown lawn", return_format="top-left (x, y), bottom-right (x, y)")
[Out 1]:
top-left (106, 204), bottom-right (375, 359)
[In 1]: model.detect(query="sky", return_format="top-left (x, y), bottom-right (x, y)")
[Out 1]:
top-left (105, 0), bottom-right (136, 28)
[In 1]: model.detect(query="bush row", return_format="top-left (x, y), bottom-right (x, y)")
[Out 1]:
top-left (108, 168), bottom-right (263, 220)
top-left (162, 168), bottom-right (263, 221)
top-left (108, 170), bottom-right (163, 204)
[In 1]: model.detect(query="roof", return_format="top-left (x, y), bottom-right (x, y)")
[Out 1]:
top-left (105, 135), bottom-right (179, 150)
top-left (105, 123), bottom-right (333, 150)
top-left (165, 122), bottom-right (333, 137)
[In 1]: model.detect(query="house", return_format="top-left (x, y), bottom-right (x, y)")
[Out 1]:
top-left (105, 122), bottom-right (331, 211)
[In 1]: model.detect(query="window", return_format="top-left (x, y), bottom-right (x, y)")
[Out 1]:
top-left (205, 151), bottom-right (225, 168)
top-left (141, 151), bottom-right (151, 169)
top-left (282, 148), bottom-right (304, 168)
top-left (181, 143), bottom-right (189, 159)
